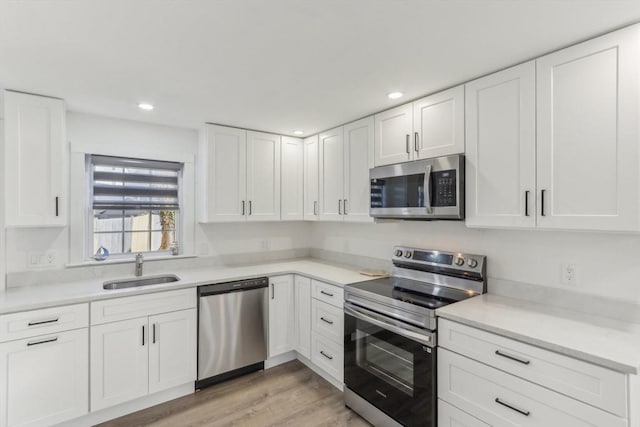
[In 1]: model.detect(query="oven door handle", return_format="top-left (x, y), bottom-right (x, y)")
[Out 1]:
top-left (344, 303), bottom-right (435, 347)
top-left (423, 163), bottom-right (433, 214)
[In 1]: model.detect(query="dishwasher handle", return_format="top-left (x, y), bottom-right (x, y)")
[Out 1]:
top-left (199, 277), bottom-right (269, 296)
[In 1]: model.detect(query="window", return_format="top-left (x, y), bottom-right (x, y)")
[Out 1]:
top-left (89, 155), bottom-right (182, 258)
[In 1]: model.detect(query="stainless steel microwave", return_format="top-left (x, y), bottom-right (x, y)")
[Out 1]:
top-left (369, 154), bottom-right (464, 220)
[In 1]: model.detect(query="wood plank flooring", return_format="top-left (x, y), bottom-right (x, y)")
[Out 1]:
top-left (97, 360), bottom-right (370, 427)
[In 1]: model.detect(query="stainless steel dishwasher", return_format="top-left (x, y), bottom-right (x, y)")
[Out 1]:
top-left (196, 277), bottom-right (268, 389)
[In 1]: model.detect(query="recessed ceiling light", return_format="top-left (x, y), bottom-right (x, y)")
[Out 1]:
top-left (293, 130), bottom-right (304, 136)
top-left (138, 103), bottom-right (154, 111)
top-left (387, 92), bottom-right (404, 100)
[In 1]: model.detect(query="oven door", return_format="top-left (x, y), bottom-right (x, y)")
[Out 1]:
top-left (369, 154), bottom-right (464, 220)
top-left (344, 303), bottom-right (436, 427)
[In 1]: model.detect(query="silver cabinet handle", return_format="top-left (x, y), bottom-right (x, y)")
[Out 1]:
top-left (320, 290), bottom-right (334, 297)
top-left (423, 163), bottom-right (433, 214)
top-left (540, 190), bottom-right (546, 216)
top-left (343, 199), bottom-right (348, 215)
top-left (524, 191), bottom-right (530, 217)
top-left (142, 325), bottom-right (146, 346)
top-left (28, 317), bottom-right (59, 326)
top-left (495, 398), bottom-right (530, 416)
top-left (313, 201), bottom-right (318, 215)
top-left (271, 283), bottom-right (275, 300)
top-left (405, 134), bottom-right (410, 154)
top-left (320, 317), bottom-right (334, 325)
top-left (152, 323), bottom-right (157, 344)
top-left (338, 199), bottom-right (343, 215)
top-left (27, 336), bottom-right (58, 347)
top-left (55, 196), bottom-right (59, 217)
top-left (414, 132), bottom-right (419, 152)
top-left (249, 200), bottom-right (252, 215)
top-left (242, 200), bottom-right (245, 215)
top-left (320, 350), bottom-right (333, 360)
top-left (495, 350), bottom-right (530, 365)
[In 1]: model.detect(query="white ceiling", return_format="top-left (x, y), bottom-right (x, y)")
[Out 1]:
top-left (1, 0), bottom-right (640, 136)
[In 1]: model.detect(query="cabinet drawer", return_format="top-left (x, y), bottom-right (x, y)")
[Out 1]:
top-left (438, 399), bottom-right (490, 427)
top-left (0, 304), bottom-right (88, 343)
top-left (311, 333), bottom-right (343, 382)
top-left (91, 289), bottom-right (196, 325)
top-left (311, 299), bottom-right (343, 344)
top-left (438, 348), bottom-right (626, 427)
top-left (438, 319), bottom-right (627, 416)
top-left (311, 280), bottom-right (343, 308)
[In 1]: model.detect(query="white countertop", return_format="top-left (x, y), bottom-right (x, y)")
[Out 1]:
top-left (436, 294), bottom-right (640, 374)
top-left (0, 259), bottom-right (372, 315)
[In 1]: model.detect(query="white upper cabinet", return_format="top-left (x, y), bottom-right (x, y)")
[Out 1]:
top-left (343, 117), bottom-right (374, 222)
top-left (4, 91), bottom-right (67, 227)
top-left (280, 136), bottom-right (303, 221)
top-left (303, 135), bottom-right (319, 221)
top-left (374, 103), bottom-right (413, 166)
top-left (536, 25), bottom-right (639, 231)
top-left (413, 85), bottom-right (465, 159)
top-left (465, 61), bottom-right (537, 228)
top-left (319, 126), bottom-right (345, 221)
top-left (246, 131), bottom-right (281, 221)
top-left (199, 124), bottom-right (247, 222)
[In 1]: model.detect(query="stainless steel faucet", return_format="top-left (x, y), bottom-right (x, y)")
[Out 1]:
top-left (135, 253), bottom-right (144, 277)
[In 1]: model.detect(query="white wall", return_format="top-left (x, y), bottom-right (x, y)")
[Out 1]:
top-left (4, 113), bottom-right (310, 275)
top-left (311, 221), bottom-right (640, 303)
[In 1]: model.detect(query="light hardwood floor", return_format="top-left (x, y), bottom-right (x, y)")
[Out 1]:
top-left (97, 360), bottom-right (370, 427)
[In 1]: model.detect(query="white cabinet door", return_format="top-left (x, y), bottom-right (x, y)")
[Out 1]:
top-left (537, 25), bottom-right (640, 231)
top-left (4, 91), bottom-right (67, 227)
top-left (90, 317), bottom-right (149, 411)
top-left (413, 85), bottom-right (465, 159)
top-left (374, 103), bottom-right (413, 166)
top-left (294, 276), bottom-right (312, 359)
top-left (268, 275), bottom-right (295, 357)
top-left (343, 116), bottom-right (374, 222)
top-left (199, 124), bottom-right (247, 222)
top-left (319, 126), bottom-right (345, 221)
top-left (148, 309), bottom-right (197, 394)
top-left (465, 62), bottom-right (536, 228)
top-left (280, 136), bottom-right (304, 221)
top-left (0, 329), bottom-right (88, 427)
top-left (246, 131), bottom-right (281, 221)
top-left (303, 135), bottom-right (320, 221)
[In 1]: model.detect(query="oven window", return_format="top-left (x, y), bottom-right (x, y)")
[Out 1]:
top-left (355, 327), bottom-right (415, 397)
top-left (370, 174), bottom-right (424, 208)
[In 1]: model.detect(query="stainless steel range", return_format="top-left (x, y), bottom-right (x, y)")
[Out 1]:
top-left (343, 246), bottom-right (487, 427)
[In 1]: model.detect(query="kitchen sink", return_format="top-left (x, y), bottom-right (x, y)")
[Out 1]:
top-left (103, 274), bottom-right (180, 290)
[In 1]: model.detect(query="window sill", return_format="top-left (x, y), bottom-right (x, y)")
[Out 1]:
top-left (66, 254), bottom-right (197, 268)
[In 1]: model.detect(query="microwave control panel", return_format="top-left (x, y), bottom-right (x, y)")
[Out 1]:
top-left (431, 170), bottom-right (457, 207)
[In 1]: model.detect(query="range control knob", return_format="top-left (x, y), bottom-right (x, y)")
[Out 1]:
top-left (467, 258), bottom-right (478, 268)
top-left (394, 249), bottom-right (403, 257)
top-left (404, 251), bottom-right (412, 259)
top-left (454, 257), bottom-right (465, 266)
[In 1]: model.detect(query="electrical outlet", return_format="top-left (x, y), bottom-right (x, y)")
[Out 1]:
top-left (561, 263), bottom-right (577, 286)
top-left (27, 251), bottom-right (57, 269)
top-left (261, 240), bottom-right (270, 250)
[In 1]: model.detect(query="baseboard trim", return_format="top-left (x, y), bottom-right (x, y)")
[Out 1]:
top-left (62, 382), bottom-right (194, 427)
top-left (265, 350), bottom-right (297, 369)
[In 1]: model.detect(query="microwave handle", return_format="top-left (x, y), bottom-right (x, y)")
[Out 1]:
top-left (424, 163), bottom-right (433, 213)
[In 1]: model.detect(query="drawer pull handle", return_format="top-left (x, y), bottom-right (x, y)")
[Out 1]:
top-left (320, 290), bottom-right (334, 297)
top-left (27, 337), bottom-right (58, 347)
top-left (28, 317), bottom-right (59, 326)
top-left (495, 398), bottom-right (530, 416)
top-left (495, 350), bottom-right (530, 365)
top-left (320, 317), bottom-right (334, 325)
top-left (320, 350), bottom-right (333, 360)
top-left (375, 389), bottom-right (387, 399)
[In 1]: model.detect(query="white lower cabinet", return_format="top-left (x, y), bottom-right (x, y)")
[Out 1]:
top-left (310, 281), bottom-right (344, 384)
top-left (268, 275), bottom-right (295, 357)
top-left (437, 319), bottom-right (632, 427)
top-left (90, 290), bottom-right (197, 412)
top-left (294, 276), bottom-right (312, 359)
top-left (0, 328), bottom-right (88, 427)
top-left (311, 332), bottom-right (343, 382)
